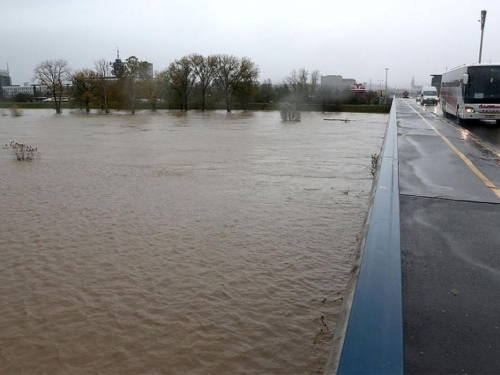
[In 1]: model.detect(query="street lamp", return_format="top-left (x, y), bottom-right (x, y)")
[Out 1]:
top-left (479, 10), bottom-right (487, 63)
top-left (378, 80), bottom-right (384, 100)
top-left (384, 68), bottom-right (389, 104)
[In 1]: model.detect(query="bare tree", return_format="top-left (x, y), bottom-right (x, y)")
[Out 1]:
top-left (165, 57), bottom-right (196, 111)
top-left (310, 70), bottom-right (320, 99)
top-left (215, 55), bottom-right (259, 113)
top-left (285, 68), bottom-right (321, 106)
top-left (285, 68), bottom-right (309, 103)
top-left (94, 59), bottom-right (111, 113)
top-left (189, 54), bottom-right (217, 111)
top-left (33, 59), bottom-right (71, 114)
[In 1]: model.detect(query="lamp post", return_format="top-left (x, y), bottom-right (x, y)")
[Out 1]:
top-left (384, 68), bottom-right (389, 104)
top-left (378, 80), bottom-right (384, 99)
top-left (479, 10), bottom-right (487, 63)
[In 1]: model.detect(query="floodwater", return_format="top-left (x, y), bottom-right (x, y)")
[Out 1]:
top-left (0, 109), bottom-right (386, 374)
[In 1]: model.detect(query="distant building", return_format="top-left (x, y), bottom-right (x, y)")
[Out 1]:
top-left (321, 75), bottom-right (356, 90)
top-left (142, 62), bottom-right (153, 77)
top-left (431, 74), bottom-right (442, 95)
top-left (2, 85), bottom-right (35, 98)
top-left (0, 68), bottom-right (11, 88)
top-left (2, 83), bottom-right (47, 99)
top-left (110, 49), bottom-right (153, 77)
top-left (410, 77), bottom-right (423, 91)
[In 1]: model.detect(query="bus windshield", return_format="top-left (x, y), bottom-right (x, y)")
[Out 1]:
top-left (423, 91), bottom-right (436, 96)
top-left (465, 66), bottom-right (500, 103)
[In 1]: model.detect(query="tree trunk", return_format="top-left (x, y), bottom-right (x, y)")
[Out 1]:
top-left (53, 91), bottom-right (61, 114)
top-left (103, 85), bottom-right (109, 114)
top-left (226, 92), bottom-right (231, 113)
top-left (201, 88), bottom-right (206, 111)
top-left (131, 78), bottom-right (136, 115)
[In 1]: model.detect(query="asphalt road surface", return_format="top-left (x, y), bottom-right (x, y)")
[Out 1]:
top-left (397, 99), bottom-right (500, 374)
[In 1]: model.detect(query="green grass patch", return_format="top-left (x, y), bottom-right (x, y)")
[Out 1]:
top-left (0, 101), bottom-right (391, 113)
top-left (0, 102), bottom-right (69, 109)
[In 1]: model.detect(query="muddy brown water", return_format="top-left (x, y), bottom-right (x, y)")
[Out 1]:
top-left (0, 109), bottom-right (386, 374)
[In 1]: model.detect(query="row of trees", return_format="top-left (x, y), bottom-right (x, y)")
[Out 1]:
top-left (33, 54), bottom-right (260, 114)
top-left (32, 56), bottom-right (382, 115)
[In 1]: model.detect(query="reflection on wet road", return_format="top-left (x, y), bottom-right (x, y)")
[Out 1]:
top-left (420, 101), bottom-right (500, 148)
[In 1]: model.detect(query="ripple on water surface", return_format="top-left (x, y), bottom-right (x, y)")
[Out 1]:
top-left (0, 109), bottom-right (387, 374)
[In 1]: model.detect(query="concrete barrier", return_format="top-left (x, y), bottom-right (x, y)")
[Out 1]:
top-left (324, 101), bottom-right (404, 374)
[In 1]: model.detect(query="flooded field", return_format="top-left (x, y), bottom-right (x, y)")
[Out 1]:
top-left (0, 109), bottom-right (386, 374)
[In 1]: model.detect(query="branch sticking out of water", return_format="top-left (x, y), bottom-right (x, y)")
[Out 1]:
top-left (3, 141), bottom-right (41, 161)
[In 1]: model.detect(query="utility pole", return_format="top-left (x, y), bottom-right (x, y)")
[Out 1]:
top-left (384, 68), bottom-right (389, 104)
top-left (479, 10), bottom-right (487, 63)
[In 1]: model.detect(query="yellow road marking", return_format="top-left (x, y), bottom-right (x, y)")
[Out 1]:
top-left (403, 101), bottom-right (500, 200)
top-left (435, 113), bottom-right (500, 158)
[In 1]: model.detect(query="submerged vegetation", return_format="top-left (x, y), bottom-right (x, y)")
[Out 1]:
top-left (9, 105), bottom-right (23, 117)
top-left (3, 141), bottom-right (40, 161)
top-left (280, 103), bottom-right (301, 121)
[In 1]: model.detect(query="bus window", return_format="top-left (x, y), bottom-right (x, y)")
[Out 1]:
top-left (465, 66), bottom-right (500, 103)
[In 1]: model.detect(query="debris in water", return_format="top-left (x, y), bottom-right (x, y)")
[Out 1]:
top-left (320, 315), bottom-right (329, 331)
top-left (324, 118), bottom-right (351, 122)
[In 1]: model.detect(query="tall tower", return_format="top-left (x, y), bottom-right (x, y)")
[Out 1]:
top-left (111, 47), bottom-right (123, 77)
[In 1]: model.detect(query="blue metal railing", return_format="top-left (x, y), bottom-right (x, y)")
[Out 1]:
top-left (326, 102), bottom-right (404, 374)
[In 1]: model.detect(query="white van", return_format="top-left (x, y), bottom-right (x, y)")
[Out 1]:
top-left (420, 86), bottom-right (439, 106)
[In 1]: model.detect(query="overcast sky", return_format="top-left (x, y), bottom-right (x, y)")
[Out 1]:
top-left (2, 0), bottom-right (500, 89)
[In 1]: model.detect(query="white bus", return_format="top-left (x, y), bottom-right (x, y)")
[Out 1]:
top-left (441, 64), bottom-right (500, 123)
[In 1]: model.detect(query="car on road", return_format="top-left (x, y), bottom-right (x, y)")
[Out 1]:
top-left (420, 86), bottom-right (439, 106)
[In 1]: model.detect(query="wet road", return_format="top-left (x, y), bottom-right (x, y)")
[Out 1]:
top-left (419, 101), bottom-right (500, 147)
top-left (397, 99), bottom-right (500, 374)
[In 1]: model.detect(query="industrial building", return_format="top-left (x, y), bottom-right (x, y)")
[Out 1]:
top-left (321, 75), bottom-right (357, 90)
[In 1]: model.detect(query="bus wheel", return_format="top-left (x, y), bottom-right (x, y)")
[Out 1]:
top-left (456, 109), bottom-right (462, 125)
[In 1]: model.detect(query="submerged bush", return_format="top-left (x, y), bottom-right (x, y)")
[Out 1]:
top-left (3, 141), bottom-right (40, 161)
top-left (280, 102), bottom-right (301, 122)
top-left (9, 105), bottom-right (23, 117)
